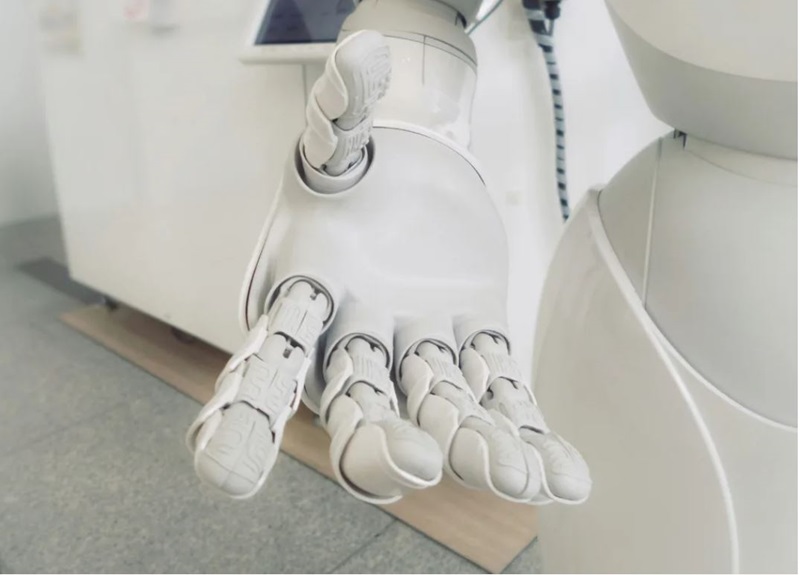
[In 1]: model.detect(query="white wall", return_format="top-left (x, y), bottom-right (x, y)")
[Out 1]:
top-left (0, 0), bottom-right (58, 227)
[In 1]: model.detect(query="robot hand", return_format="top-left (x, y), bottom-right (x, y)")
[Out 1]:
top-left (186, 30), bottom-right (590, 506)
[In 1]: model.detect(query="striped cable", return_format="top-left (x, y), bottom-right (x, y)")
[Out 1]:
top-left (525, 3), bottom-right (569, 221)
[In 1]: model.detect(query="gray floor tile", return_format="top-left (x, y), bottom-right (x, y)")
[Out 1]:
top-left (503, 538), bottom-right (541, 574)
top-left (0, 295), bottom-right (176, 455)
top-left (331, 522), bottom-right (486, 574)
top-left (0, 388), bottom-right (394, 574)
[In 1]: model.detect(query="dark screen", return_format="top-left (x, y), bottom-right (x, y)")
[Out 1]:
top-left (256, 0), bottom-right (356, 44)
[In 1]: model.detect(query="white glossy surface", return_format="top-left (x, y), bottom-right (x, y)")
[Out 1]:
top-left (535, 189), bottom-right (797, 573)
top-left (664, 337), bottom-right (797, 573)
top-left (644, 140), bottom-right (797, 426)
top-left (606, 0), bottom-right (797, 158)
top-left (373, 35), bottom-right (476, 148)
top-left (599, 135), bottom-right (798, 426)
top-left (534, 191), bottom-right (736, 573)
top-left (606, 0), bottom-right (797, 83)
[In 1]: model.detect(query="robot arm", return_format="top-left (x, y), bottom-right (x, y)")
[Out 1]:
top-left (186, 0), bottom-right (590, 506)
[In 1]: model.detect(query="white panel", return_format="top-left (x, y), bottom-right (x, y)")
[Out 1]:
top-left (607, 3), bottom-right (797, 159)
top-left (646, 138), bottom-right (797, 426)
top-left (533, 192), bottom-right (735, 573)
top-left (421, 40), bottom-right (476, 146)
top-left (664, 340), bottom-right (797, 574)
top-left (373, 37), bottom-right (425, 131)
top-left (607, 0), bottom-right (796, 82)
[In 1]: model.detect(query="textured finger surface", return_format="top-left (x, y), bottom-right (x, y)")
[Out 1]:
top-left (188, 281), bottom-right (328, 499)
top-left (347, 381), bottom-right (442, 482)
top-left (329, 30), bottom-right (391, 130)
top-left (338, 407), bottom-right (443, 501)
top-left (463, 331), bottom-right (592, 504)
top-left (520, 427), bottom-right (591, 502)
top-left (302, 30), bottom-right (391, 177)
top-left (421, 378), bottom-right (540, 502)
top-left (194, 402), bottom-right (278, 497)
top-left (400, 341), bottom-right (540, 502)
top-left (192, 336), bottom-right (303, 498)
top-left (323, 337), bottom-right (441, 504)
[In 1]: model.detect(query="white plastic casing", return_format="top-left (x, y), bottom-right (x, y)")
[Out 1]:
top-left (606, 0), bottom-right (798, 159)
top-left (532, 136), bottom-right (797, 573)
top-left (600, 134), bottom-right (797, 427)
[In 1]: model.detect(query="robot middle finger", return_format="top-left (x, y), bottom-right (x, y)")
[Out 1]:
top-left (318, 302), bottom-right (443, 504)
top-left (395, 316), bottom-right (542, 503)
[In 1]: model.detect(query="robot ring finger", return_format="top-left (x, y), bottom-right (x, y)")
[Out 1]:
top-left (186, 0), bottom-right (591, 507)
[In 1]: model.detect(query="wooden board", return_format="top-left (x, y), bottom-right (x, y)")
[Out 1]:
top-left (61, 304), bottom-right (537, 573)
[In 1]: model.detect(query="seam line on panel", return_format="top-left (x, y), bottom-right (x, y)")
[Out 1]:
top-left (641, 138), bottom-right (663, 304)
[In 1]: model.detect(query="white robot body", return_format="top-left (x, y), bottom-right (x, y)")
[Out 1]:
top-left (606, 0), bottom-right (797, 158)
top-left (535, 1), bottom-right (797, 571)
top-left (601, 134), bottom-right (797, 426)
top-left (534, 177), bottom-right (797, 572)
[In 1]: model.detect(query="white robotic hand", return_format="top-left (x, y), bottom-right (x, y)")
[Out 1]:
top-left (186, 29), bottom-right (590, 506)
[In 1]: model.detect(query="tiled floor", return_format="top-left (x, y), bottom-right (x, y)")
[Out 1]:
top-left (0, 217), bottom-right (541, 574)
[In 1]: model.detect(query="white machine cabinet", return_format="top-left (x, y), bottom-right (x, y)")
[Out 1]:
top-left (34, 0), bottom-right (306, 352)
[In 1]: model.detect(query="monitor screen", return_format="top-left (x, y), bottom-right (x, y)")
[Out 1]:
top-left (255, 0), bottom-right (356, 45)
